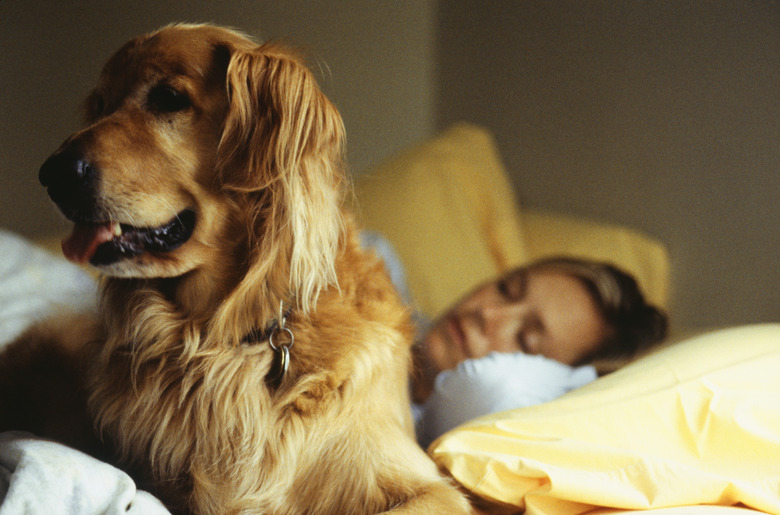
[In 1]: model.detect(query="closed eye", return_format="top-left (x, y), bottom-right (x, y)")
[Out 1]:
top-left (147, 84), bottom-right (191, 113)
top-left (497, 269), bottom-right (527, 302)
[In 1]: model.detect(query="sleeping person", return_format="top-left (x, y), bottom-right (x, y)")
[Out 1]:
top-left (360, 233), bottom-right (668, 446)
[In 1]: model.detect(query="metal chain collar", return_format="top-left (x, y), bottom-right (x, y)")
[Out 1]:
top-left (243, 301), bottom-right (294, 389)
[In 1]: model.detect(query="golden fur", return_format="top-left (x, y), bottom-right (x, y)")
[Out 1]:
top-left (0, 24), bottom-right (472, 514)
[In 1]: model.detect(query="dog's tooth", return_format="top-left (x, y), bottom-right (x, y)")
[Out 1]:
top-left (112, 222), bottom-right (122, 236)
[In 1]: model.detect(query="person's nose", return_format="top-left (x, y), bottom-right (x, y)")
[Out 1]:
top-left (477, 302), bottom-right (527, 352)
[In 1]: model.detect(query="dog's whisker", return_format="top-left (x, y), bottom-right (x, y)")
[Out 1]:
top-left (153, 196), bottom-right (183, 226)
top-left (111, 195), bottom-right (183, 230)
top-left (115, 206), bottom-right (138, 228)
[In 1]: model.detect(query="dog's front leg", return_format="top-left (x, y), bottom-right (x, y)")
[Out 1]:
top-left (0, 313), bottom-right (105, 458)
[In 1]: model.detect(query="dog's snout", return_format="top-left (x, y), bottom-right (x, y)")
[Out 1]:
top-left (39, 149), bottom-right (95, 188)
top-left (39, 148), bottom-right (99, 219)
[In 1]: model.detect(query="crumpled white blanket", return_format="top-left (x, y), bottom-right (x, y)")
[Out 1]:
top-left (0, 432), bottom-right (169, 514)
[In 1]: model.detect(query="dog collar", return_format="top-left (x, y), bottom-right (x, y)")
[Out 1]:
top-left (243, 301), bottom-right (294, 389)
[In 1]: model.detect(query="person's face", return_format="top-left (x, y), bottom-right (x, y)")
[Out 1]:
top-left (422, 268), bottom-right (610, 376)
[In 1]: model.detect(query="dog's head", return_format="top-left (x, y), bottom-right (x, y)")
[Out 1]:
top-left (40, 24), bottom-right (345, 309)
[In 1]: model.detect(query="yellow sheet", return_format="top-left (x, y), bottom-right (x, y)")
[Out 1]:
top-left (429, 324), bottom-right (780, 514)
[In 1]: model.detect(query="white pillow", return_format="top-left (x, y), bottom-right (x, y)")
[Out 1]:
top-left (417, 352), bottom-right (596, 447)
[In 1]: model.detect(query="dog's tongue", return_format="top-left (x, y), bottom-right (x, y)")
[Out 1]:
top-left (62, 222), bottom-right (121, 264)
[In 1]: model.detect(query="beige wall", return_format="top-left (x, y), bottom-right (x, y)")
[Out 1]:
top-left (1, 1), bottom-right (777, 329)
top-left (436, 1), bottom-right (779, 329)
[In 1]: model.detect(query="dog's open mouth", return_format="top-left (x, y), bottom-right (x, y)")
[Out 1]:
top-left (62, 209), bottom-right (196, 266)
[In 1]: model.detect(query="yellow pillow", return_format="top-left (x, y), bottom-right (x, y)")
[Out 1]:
top-left (351, 123), bottom-right (527, 318)
top-left (429, 324), bottom-right (780, 514)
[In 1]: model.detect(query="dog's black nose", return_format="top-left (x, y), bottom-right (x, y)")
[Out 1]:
top-left (39, 148), bottom-right (98, 219)
top-left (39, 149), bottom-right (95, 188)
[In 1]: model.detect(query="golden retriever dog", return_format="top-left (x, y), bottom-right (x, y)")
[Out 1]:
top-left (0, 24), bottom-right (472, 514)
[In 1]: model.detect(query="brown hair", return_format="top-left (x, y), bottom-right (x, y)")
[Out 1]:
top-left (527, 256), bottom-right (668, 362)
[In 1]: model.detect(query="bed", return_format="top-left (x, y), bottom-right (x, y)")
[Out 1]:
top-left (1, 124), bottom-right (778, 514)
top-left (351, 123), bottom-right (780, 514)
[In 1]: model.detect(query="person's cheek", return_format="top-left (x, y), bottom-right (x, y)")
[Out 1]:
top-left (425, 328), bottom-right (455, 373)
top-left (483, 323), bottom-right (518, 355)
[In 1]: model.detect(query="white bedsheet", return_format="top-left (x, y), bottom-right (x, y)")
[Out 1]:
top-left (0, 432), bottom-right (169, 514)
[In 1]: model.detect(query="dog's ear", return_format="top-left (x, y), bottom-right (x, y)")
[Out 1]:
top-left (217, 43), bottom-right (345, 313)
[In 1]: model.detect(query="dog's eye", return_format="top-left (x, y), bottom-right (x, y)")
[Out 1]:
top-left (147, 84), bottom-right (191, 113)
